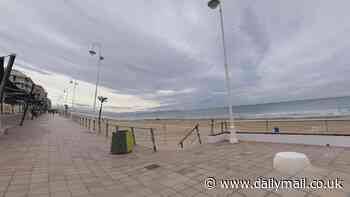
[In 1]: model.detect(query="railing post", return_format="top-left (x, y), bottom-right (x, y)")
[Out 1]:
top-left (93, 119), bottom-right (96, 131)
top-left (150, 128), bottom-right (157, 152)
top-left (221, 121), bottom-right (224, 132)
top-left (130, 127), bottom-right (136, 145)
top-left (180, 142), bottom-right (183, 149)
top-left (105, 121), bottom-right (109, 137)
top-left (224, 121), bottom-right (228, 131)
top-left (98, 119), bottom-right (101, 134)
top-left (196, 125), bottom-right (202, 144)
top-left (210, 119), bottom-right (214, 135)
top-left (88, 119), bottom-right (91, 130)
top-left (265, 120), bottom-right (268, 132)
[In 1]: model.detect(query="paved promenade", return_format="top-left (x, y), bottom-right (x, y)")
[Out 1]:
top-left (1, 116), bottom-right (350, 197)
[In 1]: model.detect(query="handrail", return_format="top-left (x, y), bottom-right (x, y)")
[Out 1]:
top-left (113, 124), bottom-right (153, 130)
top-left (114, 124), bottom-right (158, 152)
top-left (210, 120), bottom-right (229, 135)
top-left (178, 124), bottom-right (201, 149)
top-left (78, 116), bottom-right (158, 152)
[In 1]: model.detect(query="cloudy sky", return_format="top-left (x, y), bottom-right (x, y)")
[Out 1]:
top-left (1, 0), bottom-right (350, 112)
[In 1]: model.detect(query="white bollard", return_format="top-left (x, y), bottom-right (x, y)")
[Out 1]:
top-left (273, 152), bottom-right (311, 175)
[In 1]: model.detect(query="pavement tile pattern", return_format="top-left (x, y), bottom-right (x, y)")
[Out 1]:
top-left (0, 115), bottom-right (350, 197)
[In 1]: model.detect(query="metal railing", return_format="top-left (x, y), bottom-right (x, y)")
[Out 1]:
top-left (210, 119), bottom-right (230, 135)
top-left (71, 114), bottom-right (350, 152)
top-left (208, 119), bottom-right (350, 136)
top-left (76, 115), bottom-right (158, 152)
top-left (115, 124), bottom-right (157, 152)
top-left (178, 124), bottom-right (201, 149)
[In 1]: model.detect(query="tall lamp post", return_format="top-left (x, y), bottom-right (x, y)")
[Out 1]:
top-left (63, 88), bottom-right (69, 106)
top-left (89, 42), bottom-right (104, 112)
top-left (97, 96), bottom-right (108, 133)
top-left (208, 0), bottom-right (238, 143)
top-left (70, 80), bottom-right (78, 111)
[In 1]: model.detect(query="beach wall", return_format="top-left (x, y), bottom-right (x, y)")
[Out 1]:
top-left (237, 133), bottom-right (350, 147)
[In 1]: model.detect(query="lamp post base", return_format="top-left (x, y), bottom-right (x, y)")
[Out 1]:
top-left (229, 132), bottom-right (239, 144)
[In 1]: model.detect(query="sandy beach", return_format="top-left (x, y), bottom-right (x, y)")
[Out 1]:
top-left (74, 114), bottom-right (350, 150)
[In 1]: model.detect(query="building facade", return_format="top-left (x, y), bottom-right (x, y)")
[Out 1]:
top-left (5, 69), bottom-right (51, 113)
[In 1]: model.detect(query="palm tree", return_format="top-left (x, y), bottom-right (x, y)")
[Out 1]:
top-left (98, 96), bottom-right (108, 133)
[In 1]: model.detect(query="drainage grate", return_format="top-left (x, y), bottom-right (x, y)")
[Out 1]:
top-left (144, 164), bottom-right (160, 170)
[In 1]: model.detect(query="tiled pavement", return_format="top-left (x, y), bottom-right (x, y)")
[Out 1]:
top-left (1, 116), bottom-right (350, 197)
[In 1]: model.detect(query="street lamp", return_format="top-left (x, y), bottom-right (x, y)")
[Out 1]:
top-left (89, 42), bottom-right (104, 112)
top-left (70, 80), bottom-right (78, 111)
top-left (63, 88), bottom-right (68, 105)
top-left (208, 0), bottom-right (238, 143)
top-left (97, 96), bottom-right (108, 133)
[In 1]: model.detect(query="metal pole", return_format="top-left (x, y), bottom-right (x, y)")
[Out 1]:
top-left (131, 127), bottom-right (136, 145)
top-left (105, 121), bottom-right (109, 137)
top-left (93, 46), bottom-right (102, 112)
top-left (98, 102), bottom-right (103, 134)
top-left (218, 4), bottom-right (237, 143)
top-left (150, 128), bottom-right (157, 152)
top-left (0, 56), bottom-right (4, 114)
top-left (221, 121), bottom-right (224, 132)
top-left (196, 125), bottom-right (202, 144)
top-left (64, 89), bottom-right (69, 106)
top-left (71, 81), bottom-right (77, 111)
top-left (0, 54), bottom-right (16, 113)
top-left (210, 119), bottom-right (214, 135)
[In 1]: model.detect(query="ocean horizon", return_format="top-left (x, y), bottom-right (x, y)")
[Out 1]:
top-left (76, 95), bottom-right (350, 120)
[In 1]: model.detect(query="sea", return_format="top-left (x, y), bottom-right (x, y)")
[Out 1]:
top-left (79, 96), bottom-right (350, 120)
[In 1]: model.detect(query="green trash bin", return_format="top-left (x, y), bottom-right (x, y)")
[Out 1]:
top-left (111, 129), bottom-right (134, 154)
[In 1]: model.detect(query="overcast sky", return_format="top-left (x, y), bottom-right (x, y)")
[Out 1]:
top-left (1, 0), bottom-right (350, 112)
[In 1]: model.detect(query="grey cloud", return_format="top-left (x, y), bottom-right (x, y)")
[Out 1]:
top-left (1, 0), bottom-right (350, 110)
top-left (16, 63), bottom-right (52, 76)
